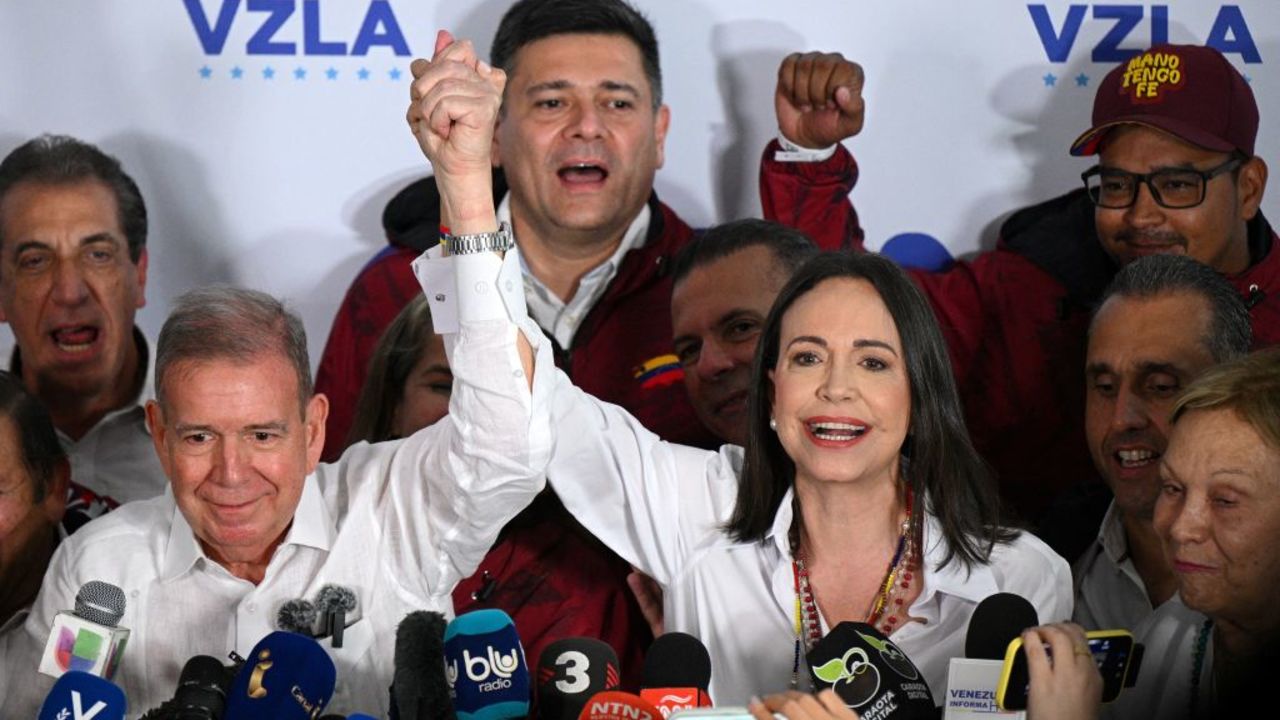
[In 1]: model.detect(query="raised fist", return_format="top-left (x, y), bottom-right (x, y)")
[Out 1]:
top-left (775, 51), bottom-right (865, 149)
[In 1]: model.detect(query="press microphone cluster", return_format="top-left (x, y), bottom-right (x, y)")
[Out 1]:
top-left (639, 632), bottom-right (712, 717)
top-left (38, 671), bottom-right (128, 720)
top-left (39, 580), bottom-right (131, 681)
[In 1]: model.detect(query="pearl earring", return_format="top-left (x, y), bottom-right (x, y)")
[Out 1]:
top-left (769, 418), bottom-right (777, 431)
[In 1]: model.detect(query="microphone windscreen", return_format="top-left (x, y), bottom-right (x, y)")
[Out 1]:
top-left (964, 593), bottom-right (1039, 660)
top-left (38, 671), bottom-right (127, 720)
top-left (224, 631), bottom-right (336, 719)
top-left (316, 584), bottom-right (358, 613)
top-left (75, 580), bottom-right (126, 627)
top-left (807, 622), bottom-right (935, 718)
top-left (444, 609), bottom-right (530, 720)
top-left (394, 610), bottom-right (455, 720)
top-left (277, 599), bottom-right (318, 636)
top-left (171, 654), bottom-right (232, 715)
top-left (576, 691), bottom-right (661, 720)
top-left (639, 632), bottom-right (710, 690)
top-left (537, 638), bottom-right (621, 720)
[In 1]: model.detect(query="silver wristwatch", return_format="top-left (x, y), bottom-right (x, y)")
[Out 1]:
top-left (443, 222), bottom-right (513, 255)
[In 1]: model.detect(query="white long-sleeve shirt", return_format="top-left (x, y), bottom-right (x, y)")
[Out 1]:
top-left (0, 249), bottom-right (551, 718)
top-left (420, 243), bottom-right (1074, 705)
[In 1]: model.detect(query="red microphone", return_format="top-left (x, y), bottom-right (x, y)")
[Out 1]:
top-left (577, 691), bottom-right (663, 720)
top-left (638, 633), bottom-right (712, 717)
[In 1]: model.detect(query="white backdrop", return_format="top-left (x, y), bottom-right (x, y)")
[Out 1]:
top-left (2, 1), bottom-right (1276, 367)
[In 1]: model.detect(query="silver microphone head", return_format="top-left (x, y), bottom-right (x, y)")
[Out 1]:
top-left (75, 580), bottom-right (126, 627)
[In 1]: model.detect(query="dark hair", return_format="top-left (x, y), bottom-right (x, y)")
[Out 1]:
top-left (0, 135), bottom-right (147, 263)
top-left (1095, 254), bottom-right (1252, 362)
top-left (671, 219), bottom-right (818, 288)
top-left (156, 286), bottom-right (312, 414)
top-left (729, 252), bottom-right (1016, 570)
top-left (0, 371), bottom-right (66, 503)
top-left (490, 0), bottom-right (663, 108)
top-left (347, 295), bottom-right (442, 447)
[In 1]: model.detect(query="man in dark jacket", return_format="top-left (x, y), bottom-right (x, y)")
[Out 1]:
top-left (768, 44), bottom-right (1276, 560)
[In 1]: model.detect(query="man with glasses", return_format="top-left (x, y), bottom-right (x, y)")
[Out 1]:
top-left (769, 44), bottom-right (1276, 557)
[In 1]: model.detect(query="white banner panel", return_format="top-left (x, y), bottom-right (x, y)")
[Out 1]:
top-left (1, 1), bottom-right (1276, 366)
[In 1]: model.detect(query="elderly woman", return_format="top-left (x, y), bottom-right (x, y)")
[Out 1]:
top-left (407, 32), bottom-right (1072, 706)
top-left (1156, 348), bottom-right (1280, 718)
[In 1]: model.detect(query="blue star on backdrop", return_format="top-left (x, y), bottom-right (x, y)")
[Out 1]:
top-left (358, 67), bottom-right (371, 80)
top-left (263, 66), bottom-right (276, 80)
top-left (294, 67), bottom-right (307, 80)
top-left (1043, 73), bottom-right (1057, 87)
top-left (326, 67), bottom-right (339, 80)
top-left (231, 66), bottom-right (243, 79)
top-left (389, 67), bottom-right (402, 81)
top-left (199, 66), bottom-right (212, 79)
top-left (1075, 73), bottom-right (1089, 87)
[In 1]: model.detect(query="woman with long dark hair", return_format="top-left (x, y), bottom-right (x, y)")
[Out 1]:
top-left (404, 36), bottom-right (1072, 705)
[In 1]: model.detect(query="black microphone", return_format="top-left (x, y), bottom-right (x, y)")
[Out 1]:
top-left (138, 655), bottom-right (234, 719)
top-left (537, 638), bottom-right (621, 720)
top-left (964, 593), bottom-right (1039, 660)
top-left (808, 622), bottom-right (936, 719)
top-left (391, 610), bottom-right (456, 720)
top-left (315, 585), bottom-right (358, 648)
top-left (638, 632), bottom-right (711, 715)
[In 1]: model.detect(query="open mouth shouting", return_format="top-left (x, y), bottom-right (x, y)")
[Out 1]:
top-left (49, 323), bottom-right (101, 358)
top-left (557, 160), bottom-right (610, 188)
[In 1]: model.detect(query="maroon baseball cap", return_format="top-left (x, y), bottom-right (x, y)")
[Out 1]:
top-left (1070, 44), bottom-right (1258, 157)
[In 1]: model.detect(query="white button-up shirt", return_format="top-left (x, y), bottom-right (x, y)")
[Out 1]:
top-left (498, 194), bottom-right (651, 350)
top-left (0, 250), bottom-right (552, 718)
top-left (1073, 502), bottom-right (1210, 719)
top-left (541, 376), bottom-right (1073, 704)
top-left (7, 330), bottom-right (167, 505)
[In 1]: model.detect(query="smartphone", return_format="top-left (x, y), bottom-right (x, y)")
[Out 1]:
top-left (995, 629), bottom-right (1135, 711)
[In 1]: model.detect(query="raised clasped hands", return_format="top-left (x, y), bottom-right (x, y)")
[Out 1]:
top-left (775, 52), bottom-right (865, 150)
top-left (406, 30), bottom-right (505, 231)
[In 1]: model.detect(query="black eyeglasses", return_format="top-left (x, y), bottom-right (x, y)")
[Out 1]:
top-left (1081, 156), bottom-right (1244, 209)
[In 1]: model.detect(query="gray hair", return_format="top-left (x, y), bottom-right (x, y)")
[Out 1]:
top-left (1094, 254), bottom-right (1252, 362)
top-left (156, 286), bottom-right (312, 413)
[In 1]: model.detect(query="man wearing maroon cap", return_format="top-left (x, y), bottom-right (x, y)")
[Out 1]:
top-left (768, 44), bottom-right (1276, 559)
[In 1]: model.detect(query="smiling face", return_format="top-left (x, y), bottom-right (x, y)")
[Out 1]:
top-left (672, 245), bottom-right (791, 446)
top-left (768, 278), bottom-right (911, 489)
top-left (1155, 408), bottom-right (1280, 630)
top-left (494, 32), bottom-right (670, 247)
top-left (147, 353), bottom-right (325, 571)
top-left (0, 179), bottom-right (147, 400)
top-left (1085, 292), bottom-right (1217, 520)
top-left (1094, 126), bottom-right (1263, 275)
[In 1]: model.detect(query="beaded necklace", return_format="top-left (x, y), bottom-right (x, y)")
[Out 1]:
top-left (1188, 618), bottom-right (1213, 717)
top-left (789, 488), bottom-right (915, 689)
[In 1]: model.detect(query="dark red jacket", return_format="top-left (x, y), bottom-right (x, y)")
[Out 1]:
top-left (764, 144), bottom-right (1280, 554)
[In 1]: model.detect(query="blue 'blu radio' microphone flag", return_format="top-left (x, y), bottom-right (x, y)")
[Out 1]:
top-left (223, 630), bottom-right (336, 719)
top-left (443, 609), bottom-right (531, 720)
top-left (38, 670), bottom-right (127, 720)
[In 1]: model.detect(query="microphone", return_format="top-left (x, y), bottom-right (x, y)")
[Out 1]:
top-left (808, 622), bottom-right (936, 719)
top-left (577, 691), bottom-right (662, 720)
top-left (965, 594), bottom-right (1039, 661)
top-left (315, 585), bottom-right (358, 648)
top-left (537, 637), bottom-right (621, 720)
top-left (443, 608), bottom-right (531, 720)
top-left (38, 580), bottom-right (131, 681)
top-left (943, 593), bottom-right (1039, 719)
top-left (137, 655), bottom-right (233, 719)
top-left (638, 632), bottom-right (712, 717)
top-left (38, 670), bottom-right (128, 720)
top-left (223, 631), bottom-right (336, 719)
top-left (392, 610), bottom-right (456, 720)
top-left (277, 598), bottom-right (318, 636)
